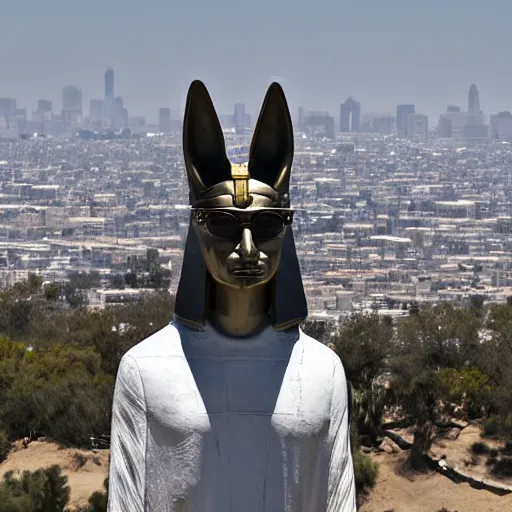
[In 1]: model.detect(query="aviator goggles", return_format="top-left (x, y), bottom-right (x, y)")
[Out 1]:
top-left (192, 208), bottom-right (294, 242)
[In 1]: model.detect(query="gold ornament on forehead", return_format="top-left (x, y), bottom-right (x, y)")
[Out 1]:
top-left (231, 162), bottom-right (251, 207)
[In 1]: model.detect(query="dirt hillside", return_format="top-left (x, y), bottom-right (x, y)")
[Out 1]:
top-left (361, 422), bottom-right (512, 512)
top-left (360, 451), bottom-right (512, 512)
top-left (2, 426), bottom-right (512, 511)
top-left (0, 441), bottom-right (109, 509)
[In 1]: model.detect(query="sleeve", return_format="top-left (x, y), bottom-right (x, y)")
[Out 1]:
top-left (107, 355), bottom-right (147, 512)
top-left (327, 356), bottom-right (357, 512)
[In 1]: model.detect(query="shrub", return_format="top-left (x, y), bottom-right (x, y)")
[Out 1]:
top-left (483, 415), bottom-right (512, 439)
top-left (491, 457), bottom-right (512, 478)
top-left (353, 450), bottom-right (379, 495)
top-left (471, 441), bottom-right (490, 455)
top-left (0, 465), bottom-right (70, 512)
top-left (71, 453), bottom-right (88, 470)
top-left (0, 428), bottom-right (11, 463)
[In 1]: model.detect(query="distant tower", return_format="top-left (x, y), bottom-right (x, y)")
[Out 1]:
top-left (105, 68), bottom-right (115, 101)
top-left (62, 86), bottom-right (82, 111)
top-left (62, 86), bottom-right (83, 126)
top-left (159, 108), bottom-right (172, 133)
top-left (234, 103), bottom-right (245, 134)
top-left (396, 104), bottom-right (415, 135)
top-left (298, 106), bottom-right (305, 131)
top-left (340, 97), bottom-right (361, 132)
top-left (104, 68), bottom-right (115, 128)
top-left (468, 84), bottom-right (480, 113)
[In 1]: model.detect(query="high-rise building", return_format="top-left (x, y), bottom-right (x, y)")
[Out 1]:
top-left (105, 68), bottom-right (115, 100)
top-left (159, 108), bottom-right (172, 133)
top-left (62, 86), bottom-right (83, 126)
top-left (0, 98), bottom-right (17, 127)
top-left (0, 99), bottom-right (18, 138)
top-left (372, 116), bottom-right (394, 134)
top-left (303, 111), bottom-right (335, 139)
top-left (468, 84), bottom-right (480, 113)
top-left (16, 109), bottom-right (27, 133)
top-left (104, 68), bottom-right (115, 128)
top-left (234, 103), bottom-right (246, 134)
top-left (244, 113), bottom-right (251, 130)
top-left (62, 86), bottom-right (82, 111)
top-left (38, 100), bottom-right (52, 113)
top-left (439, 116), bottom-right (453, 138)
top-left (406, 114), bottom-right (428, 140)
top-left (114, 97), bottom-right (127, 128)
top-left (298, 107), bottom-right (305, 131)
top-left (33, 100), bottom-right (53, 123)
top-left (396, 104), bottom-right (415, 135)
top-left (340, 97), bottom-right (361, 132)
top-left (490, 112), bottom-right (512, 139)
top-left (447, 106), bottom-right (461, 113)
top-left (89, 99), bottom-right (104, 126)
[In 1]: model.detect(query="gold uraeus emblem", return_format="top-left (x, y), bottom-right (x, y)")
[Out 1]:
top-left (231, 162), bottom-right (250, 207)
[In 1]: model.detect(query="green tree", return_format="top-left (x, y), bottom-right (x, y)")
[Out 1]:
top-left (330, 314), bottom-right (393, 440)
top-left (391, 304), bottom-right (482, 470)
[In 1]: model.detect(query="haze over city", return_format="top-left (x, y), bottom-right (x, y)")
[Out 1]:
top-left (3, 0), bottom-right (512, 121)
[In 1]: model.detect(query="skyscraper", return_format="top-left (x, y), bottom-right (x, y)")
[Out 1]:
top-left (339, 97), bottom-right (361, 132)
top-left (38, 100), bottom-right (52, 113)
top-left (234, 103), bottom-right (246, 134)
top-left (0, 99), bottom-right (17, 137)
top-left (105, 68), bottom-right (115, 101)
top-left (159, 108), bottom-right (172, 133)
top-left (468, 84), bottom-right (480, 113)
top-left (406, 114), bottom-right (428, 140)
top-left (0, 98), bottom-right (17, 126)
top-left (62, 86), bottom-right (82, 111)
top-left (104, 68), bottom-right (115, 128)
top-left (396, 104), bottom-right (415, 135)
top-left (89, 99), bottom-right (104, 126)
top-left (297, 106), bottom-right (305, 131)
top-left (62, 86), bottom-right (83, 125)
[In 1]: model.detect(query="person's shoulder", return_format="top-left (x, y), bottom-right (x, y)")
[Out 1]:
top-left (298, 328), bottom-right (341, 369)
top-left (123, 322), bottom-right (182, 361)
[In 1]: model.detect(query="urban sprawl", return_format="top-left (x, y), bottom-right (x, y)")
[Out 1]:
top-left (1, 70), bottom-right (512, 321)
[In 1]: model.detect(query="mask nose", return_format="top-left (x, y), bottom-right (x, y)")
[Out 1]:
top-left (236, 228), bottom-right (259, 263)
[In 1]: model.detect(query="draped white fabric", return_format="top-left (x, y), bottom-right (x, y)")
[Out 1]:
top-left (107, 320), bottom-right (356, 512)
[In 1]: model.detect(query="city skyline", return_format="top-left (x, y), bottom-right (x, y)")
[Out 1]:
top-left (2, 76), bottom-right (506, 140)
top-left (2, 1), bottom-right (512, 121)
top-left (0, 70), bottom-right (498, 125)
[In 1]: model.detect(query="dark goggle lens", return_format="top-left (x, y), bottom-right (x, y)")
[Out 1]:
top-left (204, 211), bottom-right (286, 241)
top-left (205, 213), bottom-right (239, 238)
top-left (251, 213), bottom-right (285, 240)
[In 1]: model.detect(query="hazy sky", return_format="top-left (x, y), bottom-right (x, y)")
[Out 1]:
top-left (2, 0), bottom-right (512, 122)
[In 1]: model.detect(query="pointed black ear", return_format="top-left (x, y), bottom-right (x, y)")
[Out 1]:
top-left (183, 80), bottom-right (232, 195)
top-left (248, 83), bottom-right (294, 196)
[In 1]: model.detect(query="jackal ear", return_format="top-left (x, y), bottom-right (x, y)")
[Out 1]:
top-left (248, 83), bottom-right (294, 200)
top-left (183, 80), bottom-right (232, 198)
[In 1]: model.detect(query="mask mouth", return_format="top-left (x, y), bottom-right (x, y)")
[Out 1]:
top-left (229, 263), bottom-right (266, 277)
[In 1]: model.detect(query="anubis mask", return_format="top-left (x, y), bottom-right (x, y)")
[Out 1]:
top-left (174, 80), bottom-right (308, 332)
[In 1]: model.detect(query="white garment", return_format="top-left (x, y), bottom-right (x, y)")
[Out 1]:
top-left (107, 319), bottom-right (356, 512)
